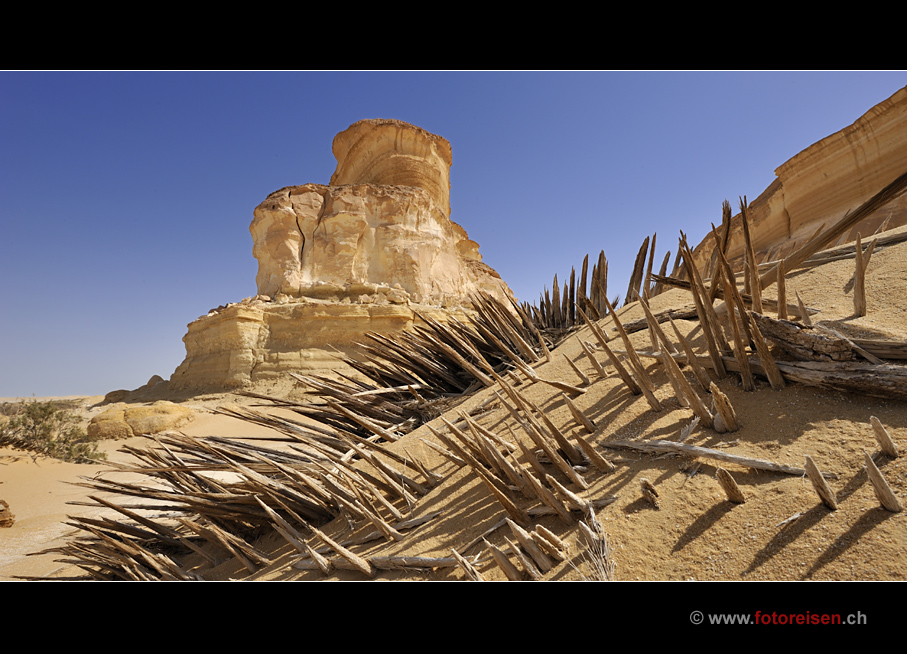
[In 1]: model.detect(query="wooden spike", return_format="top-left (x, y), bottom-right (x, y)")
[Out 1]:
top-left (545, 474), bottom-right (594, 517)
top-left (718, 262), bottom-right (755, 391)
top-left (639, 297), bottom-right (690, 408)
top-left (845, 238), bottom-right (877, 293)
top-left (562, 393), bottom-right (595, 433)
top-left (515, 437), bottom-right (552, 487)
top-left (484, 539), bottom-right (524, 581)
top-left (569, 267), bottom-right (576, 327)
top-left (572, 429), bottom-right (616, 473)
top-left (420, 431), bottom-right (465, 467)
top-left (668, 316), bottom-right (713, 392)
top-left (451, 548), bottom-right (485, 581)
top-left (472, 457), bottom-right (533, 526)
top-left (709, 201), bottom-right (733, 302)
top-left (552, 274), bottom-right (562, 328)
top-left (643, 232), bottom-right (657, 300)
top-left (578, 306), bottom-right (641, 395)
top-left (679, 236), bottom-right (728, 378)
top-left (639, 295), bottom-right (678, 355)
top-left (523, 469), bottom-right (575, 524)
top-left (776, 260), bottom-right (787, 320)
top-left (641, 300), bottom-right (713, 427)
top-left (505, 536), bottom-right (542, 580)
top-left (870, 416), bottom-right (899, 458)
top-left (795, 291), bottom-right (812, 326)
top-left (625, 236), bottom-right (650, 305)
top-left (532, 524), bottom-right (570, 560)
top-left (716, 467), bottom-right (746, 504)
top-left (563, 353), bottom-right (590, 386)
top-left (308, 524), bottom-right (375, 578)
top-left (854, 232), bottom-right (867, 317)
top-left (596, 251), bottom-right (608, 317)
top-left (709, 382), bottom-right (739, 433)
top-left (863, 451), bottom-right (903, 512)
top-left (653, 250), bottom-right (671, 296)
top-left (740, 197), bottom-right (763, 314)
top-left (507, 518), bottom-right (554, 573)
top-left (804, 455), bottom-right (838, 510)
top-left (600, 294), bottom-right (662, 411)
top-left (745, 312), bottom-right (786, 391)
top-left (578, 338), bottom-right (608, 380)
top-left (579, 254), bottom-right (589, 309)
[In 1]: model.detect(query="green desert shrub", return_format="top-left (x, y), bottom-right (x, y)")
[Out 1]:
top-left (0, 400), bottom-right (107, 464)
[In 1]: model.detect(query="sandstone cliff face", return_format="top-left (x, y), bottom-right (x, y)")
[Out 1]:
top-left (169, 119), bottom-right (513, 392)
top-left (693, 86), bottom-right (907, 269)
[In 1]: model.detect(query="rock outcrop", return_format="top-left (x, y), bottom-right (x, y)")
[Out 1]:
top-left (169, 119), bottom-right (513, 392)
top-left (87, 401), bottom-right (194, 440)
top-left (693, 85), bottom-right (907, 270)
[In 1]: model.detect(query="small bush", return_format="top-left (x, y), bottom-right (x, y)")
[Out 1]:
top-left (0, 400), bottom-right (107, 464)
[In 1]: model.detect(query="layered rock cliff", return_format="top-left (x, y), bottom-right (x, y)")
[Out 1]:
top-left (693, 85), bottom-right (907, 270)
top-left (169, 119), bottom-right (513, 392)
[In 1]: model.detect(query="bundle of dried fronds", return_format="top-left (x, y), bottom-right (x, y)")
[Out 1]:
top-left (33, 425), bottom-right (441, 580)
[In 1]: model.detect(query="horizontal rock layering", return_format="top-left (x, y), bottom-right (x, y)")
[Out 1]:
top-left (693, 86), bottom-right (907, 269)
top-left (168, 119), bottom-right (514, 392)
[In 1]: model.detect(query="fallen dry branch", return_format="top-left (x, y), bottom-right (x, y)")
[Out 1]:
top-left (605, 439), bottom-right (835, 478)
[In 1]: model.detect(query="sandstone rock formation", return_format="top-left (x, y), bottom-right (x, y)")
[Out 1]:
top-left (693, 85), bottom-right (907, 270)
top-left (250, 119), bottom-right (503, 305)
top-left (169, 119), bottom-right (513, 392)
top-left (87, 401), bottom-right (194, 440)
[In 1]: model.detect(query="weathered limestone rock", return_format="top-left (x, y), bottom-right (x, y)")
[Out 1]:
top-left (330, 118), bottom-right (453, 216)
top-left (0, 500), bottom-right (15, 528)
top-left (88, 401), bottom-right (194, 440)
top-left (694, 86), bottom-right (907, 269)
top-left (169, 119), bottom-right (513, 392)
top-left (168, 300), bottom-right (474, 391)
top-left (251, 119), bottom-right (506, 304)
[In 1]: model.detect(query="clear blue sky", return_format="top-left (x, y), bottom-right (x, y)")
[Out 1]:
top-left (2, 71), bottom-right (905, 397)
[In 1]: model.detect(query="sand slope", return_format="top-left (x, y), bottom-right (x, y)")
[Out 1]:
top-left (2, 229), bottom-right (906, 582)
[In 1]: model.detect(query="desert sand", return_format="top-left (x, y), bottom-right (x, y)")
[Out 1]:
top-left (2, 225), bottom-right (906, 582)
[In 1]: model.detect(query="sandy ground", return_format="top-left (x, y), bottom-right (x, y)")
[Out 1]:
top-left (2, 228), bottom-right (906, 582)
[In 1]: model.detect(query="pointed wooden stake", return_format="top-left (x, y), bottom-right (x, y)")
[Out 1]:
top-left (746, 311), bottom-right (786, 390)
top-left (668, 317), bottom-right (713, 391)
top-left (563, 353), bottom-right (591, 386)
top-left (776, 260), bottom-right (787, 320)
top-left (308, 524), bottom-right (375, 578)
top-left (507, 518), bottom-right (554, 573)
top-left (531, 524), bottom-right (570, 561)
top-left (709, 382), bottom-right (739, 433)
top-left (740, 197), bottom-right (763, 314)
top-left (680, 235), bottom-right (728, 378)
top-left (451, 548), bottom-right (485, 581)
top-left (863, 451), bottom-right (903, 512)
top-left (716, 467), bottom-right (746, 503)
top-left (870, 416), bottom-right (899, 458)
top-left (484, 539), bottom-right (524, 581)
top-left (578, 306), bottom-right (641, 395)
top-left (562, 393), bottom-right (595, 433)
top-left (578, 338), bottom-right (608, 380)
top-left (572, 430), bottom-right (616, 472)
top-left (600, 294), bottom-right (662, 411)
top-left (854, 232), bottom-right (867, 317)
top-left (804, 455), bottom-right (838, 510)
top-left (795, 291), bottom-right (813, 326)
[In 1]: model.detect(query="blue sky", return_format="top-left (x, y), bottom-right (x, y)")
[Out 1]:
top-left (2, 71), bottom-right (905, 397)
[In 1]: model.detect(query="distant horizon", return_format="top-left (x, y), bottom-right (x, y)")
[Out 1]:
top-left (2, 71), bottom-right (905, 397)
